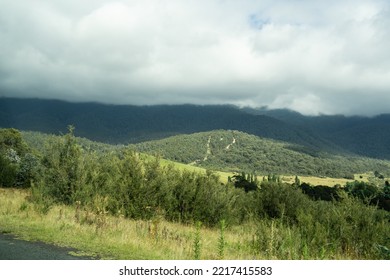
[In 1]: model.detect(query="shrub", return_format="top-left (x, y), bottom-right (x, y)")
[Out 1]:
top-left (256, 181), bottom-right (312, 223)
top-left (0, 153), bottom-right (18, 187)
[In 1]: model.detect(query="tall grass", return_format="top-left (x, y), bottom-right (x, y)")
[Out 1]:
top-left (1, 187), bottom-right (389, 259)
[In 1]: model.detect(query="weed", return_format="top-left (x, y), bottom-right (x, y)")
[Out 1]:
top-left (19, 201), bottom-right (28, 212)
top-left (218, 219), bottom-right (226, 259)
top-left (193, 221), bottom-right (202, 260)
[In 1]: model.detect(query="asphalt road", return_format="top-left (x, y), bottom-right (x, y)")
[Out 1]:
top-left (0, 233), bottom-right (94, 260)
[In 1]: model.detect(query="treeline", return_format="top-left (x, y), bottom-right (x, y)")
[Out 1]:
top-left (1, 127), bottom-right (390, 259)
top-left (298, 181), bottom-right (390, 211)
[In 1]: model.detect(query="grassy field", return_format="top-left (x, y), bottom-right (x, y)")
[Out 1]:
top-left (282, 175), bottom-right (351, 186)
top-left (161, 157), bottom-right (369, 187)
top-left (175, 163), bottom-right (379, 188)
top-left (152, 156), bottom-right (234, 183)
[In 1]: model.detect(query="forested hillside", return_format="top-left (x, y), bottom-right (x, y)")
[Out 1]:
top-left (2, 97), bottom-right (390, 163)
top-left (245, 107), bottom-right (390, 160)
top-left (133, 130), bottom-right (390, 178)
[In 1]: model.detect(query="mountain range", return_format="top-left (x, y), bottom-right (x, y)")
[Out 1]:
top-left (1, 97), bottom-right (390, 160)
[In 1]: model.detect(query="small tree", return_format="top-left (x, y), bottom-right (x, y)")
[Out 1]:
top-left (0, 153), bottom-right (18, 187)
top-left (0, 128), bottom-right (30, 188)
top-left (232, 172), bottom-right (258, 192)
top-left (42, 126), bottom-right (84, 204)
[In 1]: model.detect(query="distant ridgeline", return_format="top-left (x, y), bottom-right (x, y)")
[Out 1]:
top-left (1, 97), bottom-right (390, 160)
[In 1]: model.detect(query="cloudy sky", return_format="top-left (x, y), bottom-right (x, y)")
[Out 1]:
top-left (1, 0), bottom-right (390, 116)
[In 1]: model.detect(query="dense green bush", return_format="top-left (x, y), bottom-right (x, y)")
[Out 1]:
top-left (345, 181), bottom-right (380, 203)
top-left (299, 183), bottom-right (343, 201)
top-left (0, 128), bottom-right (39, 188)
top-left (0, 153), bottom-right (18, 187)
top-left (28, 128), bottom-right (248, 227)
top-left (41, 126), bottom-right (85, 204)
top-left (251, 183), bottom-right (390, 259)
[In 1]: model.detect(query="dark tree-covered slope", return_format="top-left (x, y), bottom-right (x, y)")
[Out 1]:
top-left (2, 97), bottom-right (390, 160)
top-left (0, 97), bottom-right (328, 149)
top-left (243, 107), bottom-right (390, 160)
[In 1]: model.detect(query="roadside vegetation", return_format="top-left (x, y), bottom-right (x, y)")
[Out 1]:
top-left (1, 127), bottom-right (390, 259)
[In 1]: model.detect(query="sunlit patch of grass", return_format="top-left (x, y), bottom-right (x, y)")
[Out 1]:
top-left (282, 175), bottom-right (353, 186)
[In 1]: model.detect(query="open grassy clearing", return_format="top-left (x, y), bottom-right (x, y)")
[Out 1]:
top-left (149, 151), bottom-right (381, 187)
top-left (166, 161), bottom-right (379, 187)
top-left (161, 157), bottom-right (371, 187)
top-left (282, 175), bottom-right (351, 186)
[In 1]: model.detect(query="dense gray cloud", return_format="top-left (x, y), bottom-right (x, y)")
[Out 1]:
top-left (1, 0), bottom-right (390, 115)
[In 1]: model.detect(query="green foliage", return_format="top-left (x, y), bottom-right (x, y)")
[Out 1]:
top-left (134, 130), bottom-right (390, 178)
top-left (231, 172), bottom-right (258, 192)
top-left (294, 176), bottom-right (300, 187)
top-left (193, 221), bottom-right (202, 260)
top-left (299, 183), bottom-right (343, 201)
top-left (0, 128), bottom-right (38, 188)
top-left (25, 128), bottom-right (245, 227)
top-left (16, 153), bottom-right (41, 188)
top-left (384, 182), bottom-right (390, 199)
top-left (5, 126), bottom-right (389, 259)
top-left (254, 181), bottom-right (312, 222)
top-left (41, 126), bottom-right (85, 204)
top-left (250, 182), bottom-right (390, 259)
top-left (169, 169), bottom-right (241, 226)
top-left (345, 181), bottom-right (380, 203)
top-left (29, 181), bottom-right (54, 215)
top-left (218, 219), bottom-right (226, 260)
top-left (0, 128), bottom-right (28, 155)
top-left (0, 153), bottom-right (18, 187)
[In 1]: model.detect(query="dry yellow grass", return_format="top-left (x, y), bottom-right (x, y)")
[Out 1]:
top-left (281, 172), bottom-right (379, 186)
top-left (281, 175), bottom-right (352, 186)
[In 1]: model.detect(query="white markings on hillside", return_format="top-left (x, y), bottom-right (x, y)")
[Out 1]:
top-left (189, 132), bottom-right (235, 166)
top-left (203, 136), bottom-right (212, 161)
top-left (225, 137), bottom-right (236, 150)
top-left (189, 136), bottom-right (212, 165)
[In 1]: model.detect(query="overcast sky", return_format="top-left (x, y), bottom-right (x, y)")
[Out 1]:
top-left (1, 0), bottom-right (390, 116)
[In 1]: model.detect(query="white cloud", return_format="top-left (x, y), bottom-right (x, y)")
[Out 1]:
top-left (269, 91), bottom-right (326, 116)
top-left (0, 0), bottom-right (390, 115)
